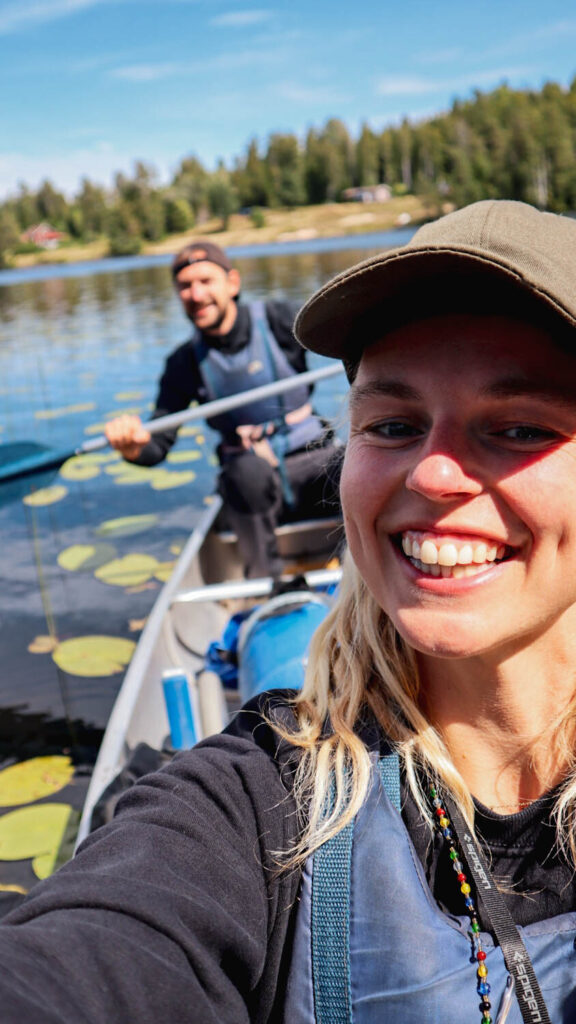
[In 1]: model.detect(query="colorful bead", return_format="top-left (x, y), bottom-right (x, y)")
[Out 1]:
top-left (430, 782), bottom-right (489, 1024)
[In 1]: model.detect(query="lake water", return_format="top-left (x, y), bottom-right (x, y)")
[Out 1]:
top-left (0, 227), bottom-right (413, 761)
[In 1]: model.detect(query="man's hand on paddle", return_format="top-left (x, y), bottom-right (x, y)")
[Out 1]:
top-left (105, 415), bottom-right (151, 461)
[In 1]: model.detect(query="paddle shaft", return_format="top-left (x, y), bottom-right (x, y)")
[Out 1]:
top-left (0, 362), bottom-right (345, 484)
top-left (80, 362), bottom-right (344, 453)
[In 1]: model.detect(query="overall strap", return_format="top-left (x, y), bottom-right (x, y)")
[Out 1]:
top-left (311, 751), bottom-right (401, 1023)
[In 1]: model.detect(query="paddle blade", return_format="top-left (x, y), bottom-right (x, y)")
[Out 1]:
top-left (0, 442), bottom-right (76, 485)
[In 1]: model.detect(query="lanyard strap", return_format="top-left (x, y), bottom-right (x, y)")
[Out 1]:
top-left (444, 794), bottom-right (552, 1024)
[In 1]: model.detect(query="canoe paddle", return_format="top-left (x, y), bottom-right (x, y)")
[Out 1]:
top-left (0, 362), bottom-right (346, 486)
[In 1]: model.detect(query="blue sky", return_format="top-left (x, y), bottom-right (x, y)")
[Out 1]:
top-left (0, 0), bottom-right (575, 198)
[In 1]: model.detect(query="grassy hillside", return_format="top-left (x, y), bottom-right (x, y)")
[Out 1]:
top-left (11, 195), bottom-right (432, 269)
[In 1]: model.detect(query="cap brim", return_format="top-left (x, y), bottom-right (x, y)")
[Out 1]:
top-left (294, 245), bottom-right (573, 362)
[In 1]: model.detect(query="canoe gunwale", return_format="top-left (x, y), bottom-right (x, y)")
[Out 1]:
top-left (75, 497), bottom-right (224, 848)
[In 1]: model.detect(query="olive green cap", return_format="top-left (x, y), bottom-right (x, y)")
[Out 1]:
top-left (294, 200), bottom-right (576, 361)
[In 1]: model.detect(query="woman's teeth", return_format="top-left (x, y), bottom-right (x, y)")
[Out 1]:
top-left (401, 532), bottom-right (506, 578)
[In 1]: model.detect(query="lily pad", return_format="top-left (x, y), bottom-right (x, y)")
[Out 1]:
top-left (0, 803), bottom-right (73, 878)
top-left (28, 634), bottom-right (58, 654)
top-left (166, 449), bottom-right (202, 463)
top-left (60, 452), bottom-right (119, 480)
top-left (103, 406), bottom-right (143, 418)
top-left (0, 756), bottom-right (74, 807)
top-left (52, 635), bottom-right (135, 677)
top-left (58, 543), bottom-right (117, 572)
top-left (95, 553), bottom-right (160, 587)
top-left (59, 458), bottom-right (101, 481)
top-left (35, 403), bottom-right (96, 420)
top-left (150, 469), bottom-right (196, 490)
top-left (154, 561), bottom-right (175, 583)
top-left (23, 485), bottom-right (68, 507)
top-left (84, 421), bottom-right (108, 435)
top-left (94, 514), bottom-right (159, 538)
top-left (105, 461), bottom-right (150, 477)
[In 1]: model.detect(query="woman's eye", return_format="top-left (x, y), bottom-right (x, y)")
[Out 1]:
top-left (368, 420), bottom-right (422, 439)
top-left (496, 424), bottom-right (560, 444)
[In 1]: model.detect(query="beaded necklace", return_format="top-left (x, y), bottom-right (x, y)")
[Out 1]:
top-left (428, 782), bottom-right (552, 1024)
top-left (429, 783), bottom-right (494, 1024)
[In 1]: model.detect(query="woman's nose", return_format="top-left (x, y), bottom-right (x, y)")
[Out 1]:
top-left (406, 449), bottom-right (483, 502)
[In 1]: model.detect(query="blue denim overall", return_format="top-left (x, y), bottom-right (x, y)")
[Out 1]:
top-left (192, 300), bottom-right (323, 452)
top-left (284, 753), bottom-right (576, 1023)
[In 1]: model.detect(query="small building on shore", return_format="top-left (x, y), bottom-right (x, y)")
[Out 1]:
top-left (21, 223), bottom-right (65, 249)
top-left (341, 184), bottom-right (392, 203)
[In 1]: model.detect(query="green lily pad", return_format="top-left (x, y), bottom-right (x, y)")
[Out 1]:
top-left (150, 469), bottom-right (196, 490)
top-left (94, 514), bottom-right (159, 538)
top-left (23, 485), bottom-right (68, 507)
top-left (166, 449), bottom-right (203, 463)
top-left (58, 543), bottom-right (117, 572)
top-left (95, 553), bottom-right (160, 587)
top-left (0, 756), bottom-right (74, 807)
top-left (0, 803), bottom-right (73, 879)
top-left (52, 636), bottom-right (135, 677)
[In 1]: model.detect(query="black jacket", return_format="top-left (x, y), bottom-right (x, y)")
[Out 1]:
top-left (0, 695), bottom-right (301, 1024)
top-left (135, 300), bottom-right (305, 465)
top-left (0, 694), bottom-right (571, 1022)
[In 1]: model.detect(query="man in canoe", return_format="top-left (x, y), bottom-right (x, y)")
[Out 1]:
top-left (105, 240), bottom-right (340, 579)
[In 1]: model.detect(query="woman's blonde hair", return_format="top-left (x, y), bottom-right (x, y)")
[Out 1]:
top-left (275, 548), bottom-right (576, 867)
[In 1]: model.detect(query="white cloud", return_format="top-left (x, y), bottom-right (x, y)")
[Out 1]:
top-left (415, 48), bottom-right (464, 66)
top-left (0, 142), bottom-right (169, 199)
top-left (376, 66), bottom-right (534, 98)
top-left (276, 81), bottom-right (346, 104)
top-left (0, 0), bottom-right (203, 36)
top-left (110, 62), bottom-right (183, 82)
top-left (487, 18), bottom-right (576, 57)
top-left (209, 9), bottom-right (273, 28)
top-left (376, 75), bottom-right (439, 97)
top-left (0, 0), bottom-right (111, 35)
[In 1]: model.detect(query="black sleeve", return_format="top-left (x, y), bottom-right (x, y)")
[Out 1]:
top-left (130, 341), bottom-right (203, 466)
top-left (0, 731), bottom-right (300, 1024)
top-left (265, 300), bottom-right (308, 375)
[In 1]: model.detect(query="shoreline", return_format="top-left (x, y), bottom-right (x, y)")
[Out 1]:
top-left (11, 196), bottom-right (433, 270)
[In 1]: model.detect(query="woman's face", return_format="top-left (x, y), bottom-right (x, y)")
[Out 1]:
top-left (341, 313), bottom-right (576, 662)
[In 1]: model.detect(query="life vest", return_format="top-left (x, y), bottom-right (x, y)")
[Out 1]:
top-left (283, 753), bottom-right (576, 1023)
top-left (192, 301), bottom-right (324, 453)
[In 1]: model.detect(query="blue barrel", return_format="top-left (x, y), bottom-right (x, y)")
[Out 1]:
top-left (238, 593), bottom-right (331, 702)
top-left (162, 669), bottom-right (197, 749)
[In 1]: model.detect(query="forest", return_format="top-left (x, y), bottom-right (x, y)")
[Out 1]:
top-left (1, 77), bottom-right (576, 266)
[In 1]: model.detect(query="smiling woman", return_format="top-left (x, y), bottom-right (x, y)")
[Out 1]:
top-left (2, 201), bottom-right (576, 1024)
